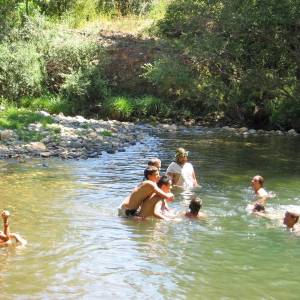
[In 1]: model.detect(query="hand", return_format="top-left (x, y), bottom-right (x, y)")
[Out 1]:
top-left (166, 192), bottom-right (174, 202)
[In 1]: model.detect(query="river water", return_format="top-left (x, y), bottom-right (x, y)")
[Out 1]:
top-left (1, 130), bottom-right (300, 299)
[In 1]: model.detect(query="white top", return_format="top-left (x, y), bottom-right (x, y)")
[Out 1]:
top-left (166, 162), bottom-right (195, 188)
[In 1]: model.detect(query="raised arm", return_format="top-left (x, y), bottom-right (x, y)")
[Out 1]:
top-left (152, 183), bottom-right (174, 202)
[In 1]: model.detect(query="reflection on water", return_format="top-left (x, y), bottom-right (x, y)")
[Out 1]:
top-left (0, 133), bottom-right (300, 299)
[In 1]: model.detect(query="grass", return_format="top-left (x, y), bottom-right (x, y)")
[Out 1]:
top-left (19, 95), bottom-right (72, 115)
top-left (0, 106), bottom-right (54, 141)
top-left (100, 130), bottom-right (112, 137)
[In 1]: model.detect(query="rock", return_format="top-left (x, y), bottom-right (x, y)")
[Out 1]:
top-left (28, 142), bottom-right (47, 152)
top-left (276, 130), bottom-right (284, 135)
top-left (106, 149), bottom-right (116, 154)
top-left (38, 111), bottom-right (50, 117)
top-left (0, 129), bottom-right (15, 141)
top-left (239, 127), bottom-right (248, 133)
top-left (287, 129), bottom-right (297, 135)
top-left (40, 152), bottom-right (52, 158)
top-left (248, 129), bottom-right (256, 134)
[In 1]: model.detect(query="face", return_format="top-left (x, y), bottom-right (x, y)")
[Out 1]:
top-left (148, 170), bottom-right (160, 183)
top-left (161, 181), bottom-right (171, 193)
top-left (177, 155), bottom-right (188, 164)
top-left (154, 162), bottom-right (161, 170)
top-left (251, 176), bottom-right (261, 190)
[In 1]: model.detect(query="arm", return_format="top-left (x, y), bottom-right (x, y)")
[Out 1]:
top-left (151, 182), bottom-right (174, 202)
top-left (154, 201), bottom-right (170, 221)
top-left (192, 170), bottom-right (199, 187)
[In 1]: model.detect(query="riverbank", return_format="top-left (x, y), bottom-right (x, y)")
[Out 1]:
top-left (0, 111), bottom-right (298, 160)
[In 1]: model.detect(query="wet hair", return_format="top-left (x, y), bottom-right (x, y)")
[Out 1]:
top-left (144, 166), bottom-right (158, 180)
top-left (157, 175), bottom-right (171, 188)
top-left (253, 203), bottom-right (265, 212)
top-left (147, 158), bottom-right (161, 168)
top-left (286, 211), bottom-right (300, 223)
top-left (253, 175), bottom-right (264, 186)
top-left (189, 197), bottom-right (202, 215)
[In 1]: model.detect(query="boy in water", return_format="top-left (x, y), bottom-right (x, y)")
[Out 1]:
top-left (283, 210), bottom-right (300, 234)
top-left (251, 175), bottom-right (272, 214)
top-left (118, 166), bottom-right (174, 217)
top-left (147, 158), bottom-right (161, 171)
top-left (184, 196), bottom-right (207, 219)
top-left (0, 210), bottom-right (27, 246)
top-left (139, 175), bottom-right (173, 221)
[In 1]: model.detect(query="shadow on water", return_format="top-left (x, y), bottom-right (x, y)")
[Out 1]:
top-left (1, 133), bottom-right (300, 299)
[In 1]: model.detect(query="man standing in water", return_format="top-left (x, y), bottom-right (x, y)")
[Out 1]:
top-left (118, 166), bottom-right (174, 217)
top-left (166, 148), bottom-right (198, 188)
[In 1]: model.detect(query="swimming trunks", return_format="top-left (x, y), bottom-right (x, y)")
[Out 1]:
top-left (253, 203), bottom-right (265, 212)
top-left (118, 206), bottom-right (138, 217)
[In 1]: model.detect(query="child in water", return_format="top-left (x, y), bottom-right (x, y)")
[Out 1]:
top-left (0, 210), bottom-right (27, 246)
top-left (184, 196), bottom-right (207, 219)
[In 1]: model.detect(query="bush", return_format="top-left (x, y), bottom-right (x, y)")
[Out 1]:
top-left (0, 41), bottom-right (44, 100)
top-left (104, 96), bottom-right (135, 120)
top-left (155, 0), bottom-right (300, 128)
top-left (60, 65), bottom-right (109, 114)
top-left (142, 56), bottom-right (196, 104)
top-left (19, 94), bottom-right (72, 115)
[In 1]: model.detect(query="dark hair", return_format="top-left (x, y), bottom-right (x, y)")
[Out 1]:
top-left (253, 203), bottom-right (265, 212)
top-left (148, 158), bottom-right (161, 167)
top-left (189, 197), bottom-right (202, 214)
top-left (144, 166), bottom-right (158, 180)
top-left (157, 175), bottom-right (171, 188)
top-left (286, 211), bottom-right (300, 223)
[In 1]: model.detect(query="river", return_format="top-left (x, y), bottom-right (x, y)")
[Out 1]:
top-left (1, 130), bottom-right (300, 299)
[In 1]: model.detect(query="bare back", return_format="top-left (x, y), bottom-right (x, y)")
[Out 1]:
top-left (122, 180), bottom-right (157, 210)
top-left (139, 194), bottom-right (163, 218)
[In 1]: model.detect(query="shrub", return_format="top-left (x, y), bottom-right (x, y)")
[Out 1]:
top-left (0, 41), bottom-right (44, 100)
top-left (134, 95), bottom-right (170, 117)
top-left (104, 96), bottom-right (135, 120)
top-left (60, 65), bottom-right (109, 114)
top-left (19, 94), bottom-right (72, 115)
top-left (142, 56), bottom-right (196, 104)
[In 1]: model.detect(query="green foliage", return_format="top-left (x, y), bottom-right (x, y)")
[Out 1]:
top-left (104, 95), bottom-right (172, 120)
top-left (0, 0), bottom-right (22, 40)
top-left (60, 65), bottom-right (109, 114)
top-left (142, 56), bottom-right (198, 107)
top-left (0, 107), bottom-right (53, 130)
top-left (19, 94), bottom-right (72, 114)
top-left (100, 130), bottom-right (112, 136)
top-left (104, 96), bottom-right (134, 120)
top-left (155, 0), bottom-right (300, 129)
top-left (0, 41), bottom-right (43, 100)
top-left (65, 0), bottom-right (98, 27)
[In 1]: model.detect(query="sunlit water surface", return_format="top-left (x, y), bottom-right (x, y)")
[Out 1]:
top-left (1, 131), bottom-right (300, 299)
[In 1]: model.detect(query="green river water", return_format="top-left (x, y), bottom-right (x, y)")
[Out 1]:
top-left (0, 130), bottom-right (300, 299)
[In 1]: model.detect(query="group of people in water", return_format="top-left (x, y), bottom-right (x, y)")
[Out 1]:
top-left (1, 147), bottom-right (299, 247)
top-left (118, 147), bottom-right (300, 234)
top-left (118, 148), bottom-right (205, 221)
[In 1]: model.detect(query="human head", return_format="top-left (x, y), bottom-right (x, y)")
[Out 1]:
top-left (144, 166), bottom-right (160, 182)
top-left (148, 158), bottom-right (161, 170)
top-left (283, 211), bottom-right (300, 229)
top-left (189, 196), bottom-right (202, 215)
top-left (251, 175), bottom-right (264, 191)
top-left (157, 175), bottom-right (172, 192)
top-left (175, 148), bottom-right (189, 164)
top-left (253, 203), bottom-right (265, 213)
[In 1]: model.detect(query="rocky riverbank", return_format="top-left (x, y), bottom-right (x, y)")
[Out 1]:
top-left (0, 112), bottom-right (298, 160)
